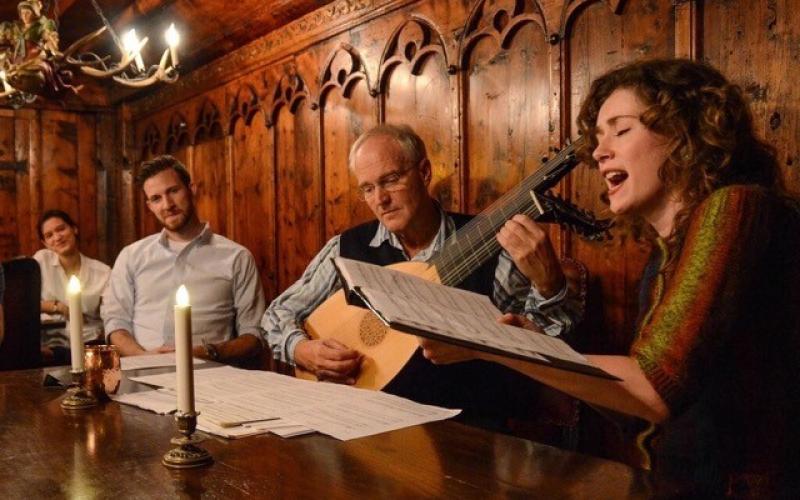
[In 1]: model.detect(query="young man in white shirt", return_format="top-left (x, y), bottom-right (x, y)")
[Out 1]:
top-left (102, 155), bottom-right (266, 364)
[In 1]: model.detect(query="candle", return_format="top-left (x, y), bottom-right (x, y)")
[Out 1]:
top-left (165, 23), bottom-right (180, 67)
top-left (122, 29), bottom-right (145, 72)
top-left (174, 285), bottom-right (194, 414)
top-left (0, 71), bottom-right (11, 93)
top-left (66, 275), bottom-right (84, 371)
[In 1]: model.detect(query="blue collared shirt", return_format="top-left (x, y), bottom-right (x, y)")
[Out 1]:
top-left (102, 224), bottom-right (266, 350)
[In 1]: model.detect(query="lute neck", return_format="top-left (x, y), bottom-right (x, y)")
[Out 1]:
top-left (430, 137), bottom-right (583, 287)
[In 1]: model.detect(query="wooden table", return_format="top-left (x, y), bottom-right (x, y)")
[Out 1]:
top-left (0, 367), bottom-right (653, 498)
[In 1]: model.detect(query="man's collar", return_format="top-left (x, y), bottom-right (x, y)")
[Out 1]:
top-left (158, 222), bottom-right (212, 248)
top-left (368, 203), bottom-right (453, 259)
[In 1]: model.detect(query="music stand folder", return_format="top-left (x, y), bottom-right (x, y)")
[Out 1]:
top-left (332, 256), bottom-right (618, 381)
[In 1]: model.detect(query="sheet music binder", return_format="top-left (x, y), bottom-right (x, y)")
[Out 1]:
top-left (332, 257), bottom-right (618, 381)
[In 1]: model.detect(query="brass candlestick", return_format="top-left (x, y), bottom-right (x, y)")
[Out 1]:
top-left (60, 369), bottom-right (98, 410)
top-left (162, 412), bottom-right (213, 469)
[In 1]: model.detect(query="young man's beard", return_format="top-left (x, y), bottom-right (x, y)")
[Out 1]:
top-left (161, 205), bottom-right (195, 232)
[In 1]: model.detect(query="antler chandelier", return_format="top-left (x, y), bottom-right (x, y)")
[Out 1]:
top-left (0, 0), bottom-right (180, 107)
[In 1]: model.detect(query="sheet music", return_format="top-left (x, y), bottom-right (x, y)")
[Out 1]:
top-left (337, 257), bottom-right (501, 321)
top-left (334, 257), bottom-right (610, 377)
top-left (282, 390), bottom-right (460, 441)
top-left (361, 286), bottom-right (590, 365)
top-left (127, 366), bottom-right (459, 440)
top-left (120, 353), bottom-right (206, 371)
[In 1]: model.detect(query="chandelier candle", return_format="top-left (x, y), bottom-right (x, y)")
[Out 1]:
top-left (174, 285), bottom-right (194, 414)
top-left (166, 23), bottom-right (180, 67)
top-left (67, 275), bottom-right (84, 372)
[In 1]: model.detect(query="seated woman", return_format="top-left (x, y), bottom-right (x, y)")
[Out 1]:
top-left (34, 210), bottom-right (110, 365)
top-left (420, 58), bottom-right (800, 497)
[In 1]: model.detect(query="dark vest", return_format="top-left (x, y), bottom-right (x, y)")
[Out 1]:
top-left (339, 213), bottom-right (539, 431)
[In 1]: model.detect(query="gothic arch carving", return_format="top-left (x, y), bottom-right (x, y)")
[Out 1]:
top-left (140, 122), bottom-right (162, 158)
top-left (561, 0), bottom-right (627, 42)
top-left (228, 83), bottom-right (262, 134)
top-left (458, 0), bottom-right (547, 66)
top-left (318, 44), bottom-right (373, 106)
top-left (267, 66), bottom-right (310, 127)
top-left (378, 16), bottom-right (451, 92)
top-left (165, 112), bottom-right (190, 154)
top-left (194, 99), bottom-right (224, 144)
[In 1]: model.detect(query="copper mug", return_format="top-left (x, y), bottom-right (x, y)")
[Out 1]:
top-left (84, 345), bottom-right (121, 399)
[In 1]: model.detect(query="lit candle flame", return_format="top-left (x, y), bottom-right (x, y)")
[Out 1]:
top-left (67, 275), bottom-right (82, 294)
top-left (176, 285), bottom-right (190, 307)
top-left (165, 24), bottom-right (180, 48)
top-left (0, 71), bottom-right (11, 93)
top-left (122, 29), bottom-right (145, 71)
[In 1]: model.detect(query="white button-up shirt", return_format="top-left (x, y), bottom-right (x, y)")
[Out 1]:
top-left (34, 249), bottom-right (110, 345)
top-left (102, 224), bottom-right (266, 350)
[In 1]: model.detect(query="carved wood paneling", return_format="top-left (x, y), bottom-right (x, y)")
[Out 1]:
top-left (380, 17), bottom-right (459, 210)
top-left (194, 99), bottom-right (225, 145)
top-left (461, 1), bottom-right (551, 213)
top-left (0, 116), bottom-right (18, 259)
top-left (272, 72), bottom-right (323, 290)
top-left (141, 123), bottom-right (162, 159)
top-left (190, 98), bottom-right (230, 236)
top-left (0, 110), bottom-right (113, 262)
top-left (192, 138), bottom-right (229, 237)
top-left (13, 116), bottom-right (34, 257)
top-left (228, 84), bottom-right (262, 134)
top-left (231, 111), bottom-right (278, 301)
top-left (702, 0), bottom-right (800, 188)
top-left (35, 111), bottom-right (99, 259)
top-left (77, 114), bottom-right (99, 260)
top-left (165, 113), bottom-right (191, 154)
top-left (319, 44), bottom-right (377, 239)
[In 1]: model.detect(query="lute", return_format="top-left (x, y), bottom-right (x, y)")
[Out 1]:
top-left (298, 136), bottom-right (609, 389)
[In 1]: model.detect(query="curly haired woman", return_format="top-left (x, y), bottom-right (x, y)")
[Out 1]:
top-left (419, 59), bottom-right (800, 497)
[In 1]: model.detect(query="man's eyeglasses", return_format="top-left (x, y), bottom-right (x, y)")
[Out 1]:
top-left (356, 166), bottom-right (416, 201)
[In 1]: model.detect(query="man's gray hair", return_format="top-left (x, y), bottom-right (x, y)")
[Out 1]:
top-left (348, 123), bottom-right (428, 171)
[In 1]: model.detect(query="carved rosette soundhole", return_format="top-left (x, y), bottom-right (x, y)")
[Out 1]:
top-left (360, 313), bottom-right (388, 347)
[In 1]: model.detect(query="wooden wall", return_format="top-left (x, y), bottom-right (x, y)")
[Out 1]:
top-left (0, 107), bottom-right (121, 265)
top-left (123, 0), bottom-right (799, 355)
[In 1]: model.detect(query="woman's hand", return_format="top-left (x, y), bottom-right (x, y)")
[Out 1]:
top-left (418, 313), bottom-right (545, 365)
top-left (55, 301), bottom-right (69, 316)
top-left (497, 312), bottom-right (541, 331)
top-left (418, 337), bottom-right (480, 365)
top-left (42, 299), bottom-right (69, 316)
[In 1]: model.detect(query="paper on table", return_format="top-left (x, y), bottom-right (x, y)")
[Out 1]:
top-left (247, 420), bottom-right (315, 438)
top-left (121, 353), bottom-right (206, 371)
top-left (129, 366), bottom-right (460, 440)
top-left (197, 420), bottom-right (271, 439)
top-left (196, 417), bottom-right (314, 439)
top-left (283, 389), bottom-right (460, 441)
top-left (111, 389), bottom-right (177, 414)
top-left (198, 399), bottom-right (279, 428)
